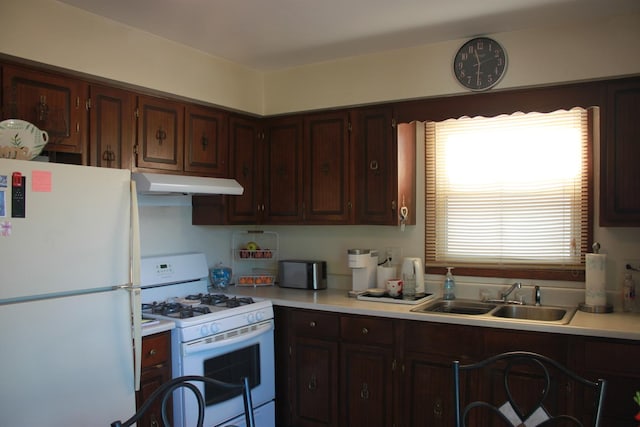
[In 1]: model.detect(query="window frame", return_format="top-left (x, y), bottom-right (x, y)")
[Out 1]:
top-left (393, 81), bottom-right (602, 282)
top-left (424, 109), bottom-right (594, 282)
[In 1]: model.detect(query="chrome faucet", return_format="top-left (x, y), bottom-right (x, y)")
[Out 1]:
top-left (500, 282), bottom-right (522, 302)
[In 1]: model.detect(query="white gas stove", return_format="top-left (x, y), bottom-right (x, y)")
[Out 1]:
top-left (140, 253), bottom-right (275, 427)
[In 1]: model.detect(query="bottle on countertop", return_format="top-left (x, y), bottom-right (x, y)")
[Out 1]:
top-left (623, 273), bottom-right (636, 312)
top-left (443, 267), bottom-right (456, 300)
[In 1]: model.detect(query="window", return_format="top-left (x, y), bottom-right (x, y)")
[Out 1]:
top-left (425, 108), bottom-right (593, 280)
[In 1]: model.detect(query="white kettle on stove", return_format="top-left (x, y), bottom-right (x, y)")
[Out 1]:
top-left (401, 257), bottom-right (425, 297)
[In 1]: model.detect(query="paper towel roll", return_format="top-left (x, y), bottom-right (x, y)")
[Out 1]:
top-left (377, 265), bottom-right (397, 289)
top-left (585, 254), bottom-right (607, 306)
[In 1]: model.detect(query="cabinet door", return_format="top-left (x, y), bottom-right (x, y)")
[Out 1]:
top-left (264, 117), bottom-right (304, 224)
top-left (601, 79), bottom-right (640, 226)
top-left (2, 64), bottom-right (88, 154)
top-left (228, 115), bottom-right (263, 224)
top-left (303, 111), bottom-right (351, 224)
top-left (572, 337), bottom-right (640, 426)
top-left (136, 95), bottom-right (184, 172)
top-left (354, 107), bottom-right (397, 224)
top-left (137, 364), bottom-right (172, 427)
top-left (403, 354), bottom-right (454, 426)
top-left (89, 85), bottom-right (135, 169)
top-left (341, 343), bottom-right (394, 427)
top-left (292, 337), bottom-right (340, 427)
top-left (185, 104), bottom-right (228, 177)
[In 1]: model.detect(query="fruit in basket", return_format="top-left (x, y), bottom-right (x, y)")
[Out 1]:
top-left (263, 249), bottom-right (273, 258)
top-left (238, 276), bottom-right (254, 285)
top-left (239, 249), bottom-right (250, 258)
top-left (246, 241), bottom-right (259, 251)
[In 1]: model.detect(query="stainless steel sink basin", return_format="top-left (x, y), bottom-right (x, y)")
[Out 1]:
top-left (491, 305), bottom-right (576, 324)
top-left (410, 298), bottom-right (577, 325)
top-left (411, 299), bottom-right (496, 315)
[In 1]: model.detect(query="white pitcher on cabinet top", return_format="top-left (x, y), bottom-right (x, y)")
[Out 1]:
top-left (402, 257), bottom-right (425, 297)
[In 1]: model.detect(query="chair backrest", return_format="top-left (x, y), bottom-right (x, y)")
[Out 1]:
top-left (453, 351), bottom-right (606, 427)
top-left (111, 375), bottom-right (255, 427)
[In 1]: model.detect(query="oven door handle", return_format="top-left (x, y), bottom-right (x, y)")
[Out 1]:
top-left (183, 321), bottom-right (274, 355)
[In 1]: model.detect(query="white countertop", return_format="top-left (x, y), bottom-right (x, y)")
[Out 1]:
top-left (227, 286), bottom-right (640, 341)
top-left (141, 319), bottom-right (175, 337)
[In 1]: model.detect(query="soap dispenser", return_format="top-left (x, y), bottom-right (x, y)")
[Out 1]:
top-left (443, 267), bottom-right (456, 300)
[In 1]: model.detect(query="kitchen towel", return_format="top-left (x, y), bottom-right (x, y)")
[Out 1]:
top-left (585, 253), bottom-right (607, 306)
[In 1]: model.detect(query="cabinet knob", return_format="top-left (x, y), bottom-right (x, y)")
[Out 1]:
top-left (360, 382), bottom-right (369, 400)
top-left (361, 327), bottom-right (369, 335)
top-left (308, 374), bottom-right (317, 390)
top-left (148, 348), bottom-right (157, 356)
top-left (309, 321), bottom-right (316, 328)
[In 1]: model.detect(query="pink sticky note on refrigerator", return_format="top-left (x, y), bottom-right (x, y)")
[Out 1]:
top-left (32, 170), bottom-right (52, 192)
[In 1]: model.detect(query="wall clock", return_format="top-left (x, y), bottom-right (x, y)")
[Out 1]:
top-left (453, 37), bottom-right (507, 91)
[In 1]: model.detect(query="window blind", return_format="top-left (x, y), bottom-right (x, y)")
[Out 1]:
top-left (425, 108), bottom-right (592, 270)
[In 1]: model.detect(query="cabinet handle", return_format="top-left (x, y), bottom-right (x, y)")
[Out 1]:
top-left (149, 348), bottom-right (157, 356)
top-left (37, 95), bottom-right (49, 122)
top-left (370, 160), bottom-right (379, 170)
top-left (308, 374), bottom-right (317, 390)
top-left (433, 398), bottom-right (443, 418)
top-left (360, 382), bottom-right (369, 400)
top-left (155, 127), bottom-right (167, 145)
top-left (309, 321), bottom-right (316, 328)
top-left (201, 134), bottom-right (209, 149)
top-left (361, 327), bottom-right (369, 335)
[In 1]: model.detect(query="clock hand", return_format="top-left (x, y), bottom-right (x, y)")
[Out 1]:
top-left (475, 51), bottom-right (481, 85)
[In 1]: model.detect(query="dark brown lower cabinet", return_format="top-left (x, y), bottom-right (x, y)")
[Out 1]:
top-left (137, 331), bottom-right (172, 427)
top-left (275, 307), bottom-right (640, 427)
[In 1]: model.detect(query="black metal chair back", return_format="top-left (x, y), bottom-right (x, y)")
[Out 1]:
top-left (111, 375), bottom-right (255, 427)
top-left (453, 351), bottom-right (606, 427)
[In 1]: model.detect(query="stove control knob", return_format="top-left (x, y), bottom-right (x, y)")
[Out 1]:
top-left (200, 325), bottom-right (209, 336)
top-left (256, 311), bottom-right (265, 321)
top-left (247, 313), bottom-right (256, 323)
top-left (209, 323), bottom-right (220, 334)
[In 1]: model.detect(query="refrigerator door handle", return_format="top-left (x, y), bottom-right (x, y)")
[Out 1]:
top-left (130, 179), bottom-right (142, 391)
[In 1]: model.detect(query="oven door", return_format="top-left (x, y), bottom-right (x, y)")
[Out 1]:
top-left (174, 319), bottom-right (275, 427)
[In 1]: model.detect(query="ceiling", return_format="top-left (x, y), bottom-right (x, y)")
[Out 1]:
top-left (58, 0), bottom-right (640, 71)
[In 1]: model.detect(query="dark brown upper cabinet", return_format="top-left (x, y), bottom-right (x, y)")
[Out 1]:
top-left (2, 64), bottom-right (88, 155)
top-left (353, 106), bottom-right (415, 225)
top-left (88, 85), bottom-right (135, 169)
top-left (185, 104), bottom-right (228, 177)
top-left (135, 95), bottom-right (184, 173)
top-left (601, 79), bottom-right (640, 226)
top-left (303, 111), bottom-right (351, 224)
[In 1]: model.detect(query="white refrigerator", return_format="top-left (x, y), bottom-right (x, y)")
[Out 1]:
top-left (0, 159), bottom-right (141, 426)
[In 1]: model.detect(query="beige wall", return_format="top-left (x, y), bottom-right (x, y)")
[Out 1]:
top-left (0, 0), bottom-right (264, 114)
top-left (1, 0), bottom-right (639, 115)
top-left (264, 13), bottom-right (640, 114)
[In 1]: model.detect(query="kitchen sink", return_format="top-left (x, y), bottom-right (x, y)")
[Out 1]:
top-left (410, 298), bottom-right (577, 325)
top-left (411, 299), bottom-right (497, 315)
top-left (491, 304), bottom-right (576, 324)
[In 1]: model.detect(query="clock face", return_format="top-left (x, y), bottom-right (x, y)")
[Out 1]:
top-left (454, 37), bottom-right (507, 91)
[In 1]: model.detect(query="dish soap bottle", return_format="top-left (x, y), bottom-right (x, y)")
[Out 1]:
top-left (443, 267), bottom-right (456, 300)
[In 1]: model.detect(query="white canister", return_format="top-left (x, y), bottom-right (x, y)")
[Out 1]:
top-left (377, 265), bottom-right (397, 289)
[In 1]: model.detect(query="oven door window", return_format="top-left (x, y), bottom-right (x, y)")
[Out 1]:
top-left (203, 343), bottom-right (260, 405)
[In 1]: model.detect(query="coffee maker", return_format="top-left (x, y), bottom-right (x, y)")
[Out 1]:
top-left (348, 249), bottom-right (378, 292)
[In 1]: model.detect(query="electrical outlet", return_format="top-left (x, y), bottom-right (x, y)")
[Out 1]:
top-left (384, 247), bottom-right (403, 265)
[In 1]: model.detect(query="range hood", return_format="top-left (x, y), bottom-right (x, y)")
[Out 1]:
top-left (132, 172), bottom-right (243, 195)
